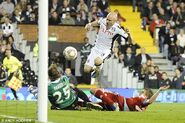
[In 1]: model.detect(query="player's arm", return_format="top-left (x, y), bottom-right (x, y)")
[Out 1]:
top-left (135, 105), bottom-right (143, 112)
top-left (135, 105), bottom-right (147, 112)
top-left (69, 83), bottom-right (75, 88)
top-left (148, 85), bottom-right (170, 104)
top-left (117, 26), bottom-right (129, 40)
top-left (85, 20), bottom-right (100, 30)
top-left (125, 28), bottom-right (134, 41)
top-left (2, 60), bottom-right (7, 70)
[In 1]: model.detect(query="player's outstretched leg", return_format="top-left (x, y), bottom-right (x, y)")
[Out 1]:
top-left (92, 57), bottom-right (103, 86)
top-left (73, 87), bottom-right (91, 106)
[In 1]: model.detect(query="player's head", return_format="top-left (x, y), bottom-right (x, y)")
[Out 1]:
top-left (48, 64), bottom-right (61, 81)
top-left (106, 12), bottom-right (117, 26)
top-left (141, 88), bottom-right (153, 99)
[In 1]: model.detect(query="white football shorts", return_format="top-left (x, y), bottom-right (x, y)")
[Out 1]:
top-left (85, 46), bottom-right (111, 67)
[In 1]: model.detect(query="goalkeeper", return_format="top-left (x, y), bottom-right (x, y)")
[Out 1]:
top-left (49, 64), bottom-right (103, 110)
top-left (30, 64), bottom-right (101, 110)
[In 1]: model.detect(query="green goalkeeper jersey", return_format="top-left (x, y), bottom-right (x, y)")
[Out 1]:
top-left (48, 76), bottom-right (77, 109)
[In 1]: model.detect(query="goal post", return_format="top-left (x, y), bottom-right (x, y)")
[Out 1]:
top-left (38, 0), bottom-right (48, 122)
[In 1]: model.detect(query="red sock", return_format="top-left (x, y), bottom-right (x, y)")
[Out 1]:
top-left (95, 90), bottom-right (114, 106)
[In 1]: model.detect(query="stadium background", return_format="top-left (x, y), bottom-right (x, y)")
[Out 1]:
top-left (0, 0), bottom-right (185, 122)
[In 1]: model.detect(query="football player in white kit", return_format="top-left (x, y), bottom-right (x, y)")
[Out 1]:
top-left (84, 12), bottom-right (129, 79)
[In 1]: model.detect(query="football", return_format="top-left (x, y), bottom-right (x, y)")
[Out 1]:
top-left (63, 46), bottom-right (78, 60)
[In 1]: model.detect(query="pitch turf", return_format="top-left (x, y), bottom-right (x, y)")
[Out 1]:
top-left (0, 101), bottom-right (185, 123)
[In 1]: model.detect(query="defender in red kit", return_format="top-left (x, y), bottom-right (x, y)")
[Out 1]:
top-left (90, 86), bottom-right (169, 111)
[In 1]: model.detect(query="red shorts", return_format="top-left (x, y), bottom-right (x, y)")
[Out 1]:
top-left (103, 92), bottom-right (124, 111)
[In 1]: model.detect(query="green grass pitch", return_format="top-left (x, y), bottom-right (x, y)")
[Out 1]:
top-left (0, 101), bottom-right (185, 123)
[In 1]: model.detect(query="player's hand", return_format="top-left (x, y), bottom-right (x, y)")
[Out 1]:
top-left (85, 23), bottom-right (92, 31)
top-left (135, 105), bottom-right (143, 112)
top-left (159, 85), bottom-right (170, 91)
top-left (69, 83), bottom-right (75, 88)
top-left (125, 28), bottom-right (130, 34)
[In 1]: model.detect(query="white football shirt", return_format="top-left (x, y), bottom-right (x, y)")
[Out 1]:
top-left (95, 18), bottom-right (128, 50)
